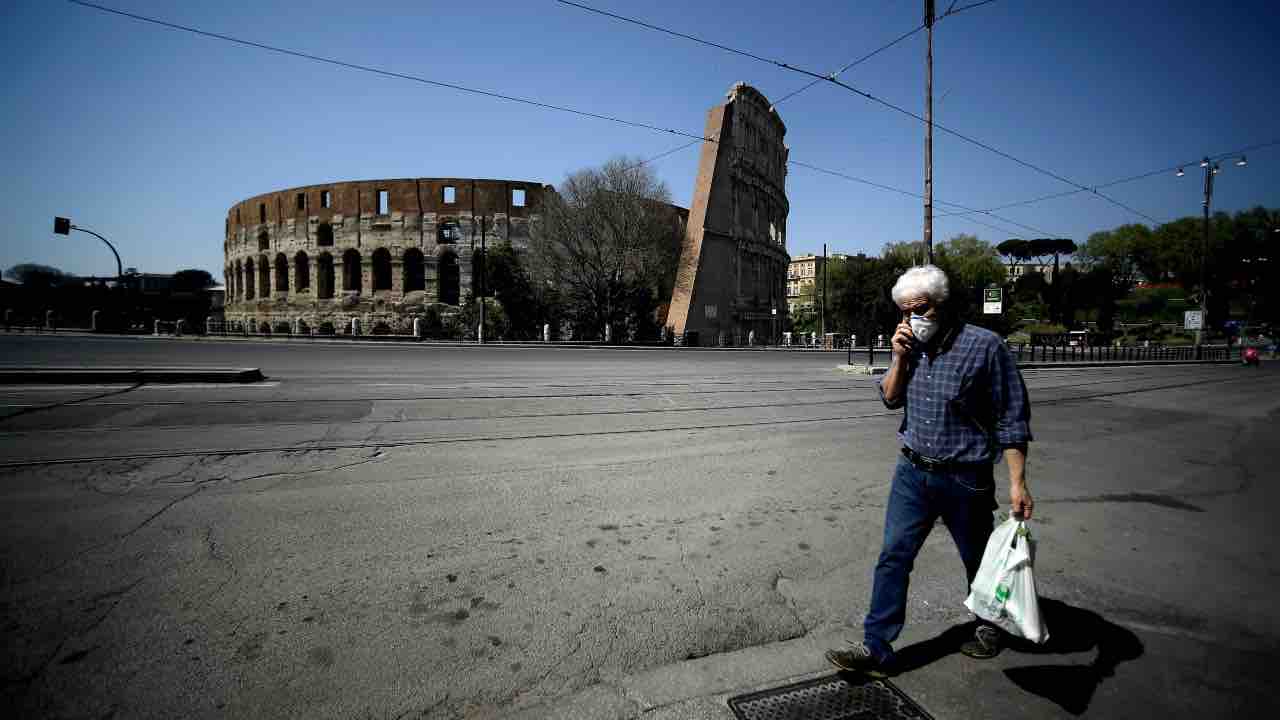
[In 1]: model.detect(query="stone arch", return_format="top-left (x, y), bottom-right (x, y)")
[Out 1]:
top-left (438, 251), bottom-right (460, 305)
top-left (342, 249), bottom-right (362, 293)
top-left (403, 248), bottom-right (425, 293)
top-left (274, 253), bottom-right (289, 293)
top-left (372, 248), bottom-right (392, 291)
top-left (258, 256), bottom-right (270, 297)
top-left (317, 252), bottom-right (335, 299)
top-left (244, 258), bottom-right (256, 299)
top-left (317, 222), bottom-right (334, 247)
top-left (295, 251), bottom-right (310, 291)
top-left (258, 228), bottom-right (270, 251)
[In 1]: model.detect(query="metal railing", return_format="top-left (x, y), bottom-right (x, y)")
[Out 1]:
top-left (843, 342), bottom-right (1241, 367)
top-left (1008, 343), bottom-right (1239, 363)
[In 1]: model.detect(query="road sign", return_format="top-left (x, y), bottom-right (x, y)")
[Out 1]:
top-left (983, 287), bottom-right (1003, 315)
top-left (1184, 310), bottom-right (1203, 330)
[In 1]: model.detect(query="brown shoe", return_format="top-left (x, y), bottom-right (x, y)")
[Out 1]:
top-left (825, 641), bottom-right (889, 678)
top-left (959, 625), bottom-right (1002, 659)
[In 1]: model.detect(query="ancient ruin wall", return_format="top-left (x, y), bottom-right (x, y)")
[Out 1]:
top-left (666, 83), bottom-right (790, 345)
top-left (222, 178), bottom-right (543, 334)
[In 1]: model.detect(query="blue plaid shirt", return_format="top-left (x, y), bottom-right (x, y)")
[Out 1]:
top-left (878, 322), bottom-right (1032, 463)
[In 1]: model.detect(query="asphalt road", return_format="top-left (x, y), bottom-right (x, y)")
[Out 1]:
top-left (2, 334), bottom-right (1278, 719)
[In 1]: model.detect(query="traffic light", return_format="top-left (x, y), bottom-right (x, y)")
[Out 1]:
top-left (53, 217), bottom-right (71, 235)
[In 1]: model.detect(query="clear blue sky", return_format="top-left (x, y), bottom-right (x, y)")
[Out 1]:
top-left (2, 0), bottom-right (1277, 279)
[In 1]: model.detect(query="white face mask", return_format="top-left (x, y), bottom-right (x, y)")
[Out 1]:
top-left (910, 314), bottom-right (939, 344)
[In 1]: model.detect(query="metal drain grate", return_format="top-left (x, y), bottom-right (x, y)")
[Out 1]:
top-left (727, 673), bottom-right (934, 720)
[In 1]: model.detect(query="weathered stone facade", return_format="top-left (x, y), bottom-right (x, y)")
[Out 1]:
top-left (666, 83), bottom-right (790, 345)
top-left (223, 178), bottom-right (543, 334)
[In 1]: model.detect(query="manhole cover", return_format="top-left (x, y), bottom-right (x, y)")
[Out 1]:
top-left (727, 673), bottom-right (934, 720)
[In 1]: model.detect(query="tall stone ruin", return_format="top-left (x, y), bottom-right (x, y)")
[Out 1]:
top-left (666, 83), bottom-right (790, 346)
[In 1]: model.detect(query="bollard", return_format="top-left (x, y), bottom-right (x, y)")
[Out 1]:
top-left (748, 330), bottom-right (755, 346)
top-left (154, 319), bottom-right (162, 336)
top-left (93, 310), bottom-right (102, 333)
top-left (351, 317), bottom-right (361, 336)
top-left (206, 317), bottom-right (214, 335)
top-left (543, 323), bottom-right (551, 343)
top-left (175, 319), bottom-right (185, 336)
top-left (413, 317), bottom-right (423, 339)
top-left (604, 324), bottom-right (612, 344)
top-left (46, 310), bottom-right (56, 332)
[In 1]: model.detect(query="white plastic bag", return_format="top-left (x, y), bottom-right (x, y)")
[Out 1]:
top-left (964, 516), bottom-right (1049, 644)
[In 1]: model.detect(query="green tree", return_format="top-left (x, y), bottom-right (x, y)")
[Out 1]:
top-left (828, 253), bottom-right (901, 345)
top-left (934, 234), bottom-right (1007, 316)
top-left (485, 242), bottom-right (556, 340)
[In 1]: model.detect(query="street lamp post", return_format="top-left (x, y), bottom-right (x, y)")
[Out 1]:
top-left (53, 217), bottom-right (123, 280)
top-left (1178, 155), bottom-right (1246, 353)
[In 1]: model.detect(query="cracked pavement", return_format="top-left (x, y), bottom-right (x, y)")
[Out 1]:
top-left (2, 335), bottom-right (1279, 718)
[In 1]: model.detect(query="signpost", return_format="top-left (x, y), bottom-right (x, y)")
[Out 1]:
top-left (1183, 310), bottom-right (1203, 331)
top-left (983, 286), bottom-right (1003, 315)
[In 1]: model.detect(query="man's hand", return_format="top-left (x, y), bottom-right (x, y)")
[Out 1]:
top-left (891, 320), bottom-right (915, 358)
top-left (1004, 446), bottom-right (1033, 520)
top-left (1010, 481), bottom-right (1034, 520)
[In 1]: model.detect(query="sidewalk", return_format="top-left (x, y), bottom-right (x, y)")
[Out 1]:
top-left (512, 610), bottom-right (1273, 719)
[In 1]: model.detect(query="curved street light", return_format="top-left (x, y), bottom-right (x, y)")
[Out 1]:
top-left (53, 216), bottom-right (123, 280)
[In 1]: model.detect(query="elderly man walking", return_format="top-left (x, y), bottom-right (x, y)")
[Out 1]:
top-left (827, 265), bottom-right (1033, 676)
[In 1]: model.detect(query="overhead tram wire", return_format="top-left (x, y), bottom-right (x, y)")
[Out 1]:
top-left (764, 23), bottom-right (925, 108)
top-left (560, 0), bottom-right (1165, 225)
top-left (70, 1), bottom-right (1053, 237)
top-left (66, 0), bottom-right (716, 146)
top-left (559, 0), bottom-right (989, 109)
top-left (787, 160), bottom-right (1059, 237)
top-left (935, 139), bottom-right (1280, 220)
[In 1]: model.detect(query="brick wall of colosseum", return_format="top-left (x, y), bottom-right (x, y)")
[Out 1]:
top-left (222, 178), bottom-right (543, 334)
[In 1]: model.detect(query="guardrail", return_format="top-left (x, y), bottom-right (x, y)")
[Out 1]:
top-left (1008, 343), bottom-right (1239, 363)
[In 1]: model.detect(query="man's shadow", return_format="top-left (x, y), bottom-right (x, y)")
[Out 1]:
top-left (890, 598), bottom-right (1144, 715)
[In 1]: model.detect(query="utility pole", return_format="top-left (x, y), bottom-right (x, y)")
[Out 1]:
top-left (923, 0), bottom-right (936, 264)
top-left (1197, 158), bottom-right (1216, 351)
top-left (477, 215), bottom-right (487, 344)
top-left (820, 243), bottom-right (828, 339)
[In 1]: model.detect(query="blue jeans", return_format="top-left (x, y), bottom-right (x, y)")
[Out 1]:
top-left (862, 455), bottom-right (997, 662)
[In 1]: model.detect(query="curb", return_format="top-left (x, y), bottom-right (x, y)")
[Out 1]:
top-left (503, 627), bottom-right (853, 720)
top-left (0, 367), bottom-right (267, 385)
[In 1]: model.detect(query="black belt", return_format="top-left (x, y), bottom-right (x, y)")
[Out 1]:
top-left (901, 446), bottom-right (987, 473)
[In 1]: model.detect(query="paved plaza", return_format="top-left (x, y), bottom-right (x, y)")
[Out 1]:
top-left (2, 335), bottom-right (1278, 718)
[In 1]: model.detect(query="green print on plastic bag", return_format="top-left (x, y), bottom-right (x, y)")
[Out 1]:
top-left (995, 584), bottom-right (1010, 603)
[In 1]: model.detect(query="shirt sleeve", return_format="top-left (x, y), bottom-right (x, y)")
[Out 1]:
top-left (989, 340), bottom-right (1032, 448)
top-left (876, 360), bottom-right (908, 410)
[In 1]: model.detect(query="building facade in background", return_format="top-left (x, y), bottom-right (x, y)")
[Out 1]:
top-left (786, 254), bottom-right (825, 315)
top-left (222, 179), bottom-right (543, 334)
top-left (666, 83), bottom-right (790, 345)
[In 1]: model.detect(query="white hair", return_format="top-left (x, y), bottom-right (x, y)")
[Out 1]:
top-left (891, 264), bottom-right (950, 307)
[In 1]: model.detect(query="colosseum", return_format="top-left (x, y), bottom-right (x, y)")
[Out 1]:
top-left (223, 178), bottom-right (544, 335)
top-left (222, 83), bottom-right (790, 343)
